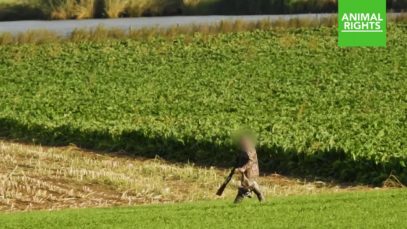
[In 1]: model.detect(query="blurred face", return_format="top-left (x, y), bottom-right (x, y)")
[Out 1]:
top-left (239, 136), bottom-right (252, 150)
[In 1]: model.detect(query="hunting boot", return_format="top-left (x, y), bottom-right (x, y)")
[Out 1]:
top-left (234, 187), bottom-right (249, 204)
top-left (252, 182), bottom-right (265, 202)
top-left (243, 191), bottom-right (252, 198)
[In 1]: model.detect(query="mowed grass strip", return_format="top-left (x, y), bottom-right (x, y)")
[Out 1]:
top-left (2, 140), bottom-right (360, 211)
top-left (0, 189), bottom-right (406, 228)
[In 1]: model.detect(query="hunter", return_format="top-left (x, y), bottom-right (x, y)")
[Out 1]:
top-left (234, 135), bottom-right (265, 203)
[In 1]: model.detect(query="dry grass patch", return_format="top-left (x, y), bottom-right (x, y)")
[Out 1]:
top-left (104, 0), bottom-right (127, 18)
top-left (0, 16), bottom-right (339, 45)
top-left (44, 0), bottom-right (96, 19)
top-left (0, 140), bottom-right (373, 212)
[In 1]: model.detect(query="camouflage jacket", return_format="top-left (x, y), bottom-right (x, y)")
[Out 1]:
top-left (235, 148), bottom-right (259, 179)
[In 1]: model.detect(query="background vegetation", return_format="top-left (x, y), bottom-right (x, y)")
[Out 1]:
top-left (0, 25), bottom-right (406, 185)
top-left (0, 0), bottom-right (406, 21)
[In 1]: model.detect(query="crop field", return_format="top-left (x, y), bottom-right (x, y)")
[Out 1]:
top-left (1, 189), bottom-right (407, 228)
top-left (0, 25), bottom-right (407, 184)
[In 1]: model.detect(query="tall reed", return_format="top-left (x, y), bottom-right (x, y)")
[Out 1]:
top-left (38, 0), bottom-right (96, 19)
top-left (104, 0), bottom-right (127, 18)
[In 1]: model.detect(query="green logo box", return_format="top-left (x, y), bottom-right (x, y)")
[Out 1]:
top-left (338, 0), bottom-right (386, 47)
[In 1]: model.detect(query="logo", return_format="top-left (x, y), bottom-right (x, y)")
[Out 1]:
top-left (338, 0), bottom-right (386, 47)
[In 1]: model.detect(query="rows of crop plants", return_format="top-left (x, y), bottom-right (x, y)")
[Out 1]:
top-left (0, 26), bottom-right (406, 184)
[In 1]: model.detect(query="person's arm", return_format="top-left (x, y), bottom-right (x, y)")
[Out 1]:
top-left (238, 149), bottom-right (255, 172)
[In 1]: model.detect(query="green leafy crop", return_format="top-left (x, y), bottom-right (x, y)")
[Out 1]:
top-left (0, 26), bottom-right (406, 184)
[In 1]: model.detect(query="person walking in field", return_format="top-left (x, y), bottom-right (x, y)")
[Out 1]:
top-left (234, 135), bottom-right (265, 203)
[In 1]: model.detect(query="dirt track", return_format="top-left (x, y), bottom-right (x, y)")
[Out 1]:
top-left (0, 14), bottom-right (337, 35)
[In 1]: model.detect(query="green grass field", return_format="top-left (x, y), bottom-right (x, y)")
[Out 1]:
top-left (1, 26), bottom-right (407, 184)
top-left (1, 189), bottom-right (406, 228)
